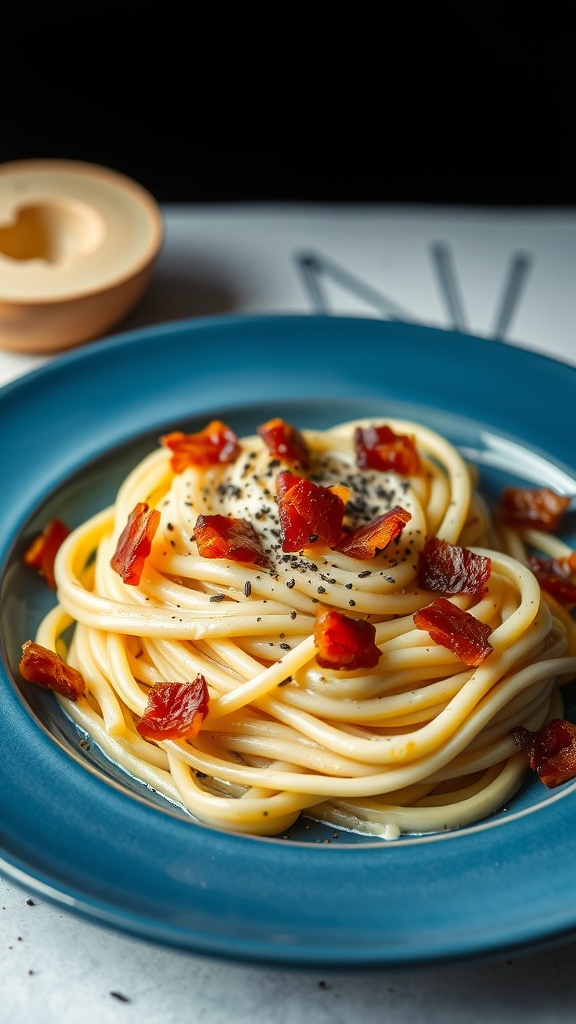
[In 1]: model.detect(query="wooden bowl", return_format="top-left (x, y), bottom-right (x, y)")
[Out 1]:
top-left (0, 159), bottom-right (163, 353)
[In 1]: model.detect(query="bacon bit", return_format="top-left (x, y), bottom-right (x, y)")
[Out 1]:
top-left (314, 609), bottom-right (381, 670)
top-left (161, 421), bottom-right (240, 473)
top-left (413, 598), bottom-right (493, 666)
top-left (498, 487), bottom-right (571, 532)
top-left (512, 718), bottom-right (576, 788)
top-left (19, 640), bottom-right (86, 700)
top-left (336, 505), bottom-right (411, 559)
top-left (534, 575), bottom-right (576, 607)
top-left (418, 536), bottom-right (491, 595)
top-left (527, 552), bottom-right (576, 577)
top-left (549, 552), bottom-right (576, 576)
top-left (354, 424), bottom-right (421, 475)
top-left (257, 418), bottom-right (310, 468)
top-left (276, 470), bottom-right (350, 503)
top-left (23, 519), bottom-right (70, 589)
top-left (526, 554), bottom-right (576, 606)
top-left (137, 676), bottom-right (210, 741)
top-left (110, 503), bottom-right (161, 585)
top-left (276, 473), bottom-right (346, 551)
top-left (195, 514), bottom-right (268, 565)
top-left (276, 470), bottom-right (300, 499)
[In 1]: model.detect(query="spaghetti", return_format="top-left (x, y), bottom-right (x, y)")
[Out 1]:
top-left (27, 417), bottom-right (576, 837)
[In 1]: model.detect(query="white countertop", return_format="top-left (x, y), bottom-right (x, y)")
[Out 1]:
top-left (2, 203), bottom-right (576, 1023)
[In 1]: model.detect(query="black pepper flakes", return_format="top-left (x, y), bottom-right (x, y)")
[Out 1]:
top-left (244, 581), bottom-right (252, 598)
top-left (209, 593), bottom-right (226, 603)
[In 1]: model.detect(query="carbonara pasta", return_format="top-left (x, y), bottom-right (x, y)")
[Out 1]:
top-left (30, 417), bottom-right (576, 838)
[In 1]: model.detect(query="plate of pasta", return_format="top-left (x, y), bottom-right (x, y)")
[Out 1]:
top-left (1, 313), bottom-right (576, 968)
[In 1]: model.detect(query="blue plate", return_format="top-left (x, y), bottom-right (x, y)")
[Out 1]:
top-left (1, 314), bottom-right (576, 968)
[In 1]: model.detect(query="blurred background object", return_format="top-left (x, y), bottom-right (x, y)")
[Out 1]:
top-left (0, 159), bottom-right (163, 352)
top-left (2, 0), bottom-right (575, 207)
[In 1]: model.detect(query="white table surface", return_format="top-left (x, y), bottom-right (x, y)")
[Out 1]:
top-left (2, 203), bottom-right (576, 1023)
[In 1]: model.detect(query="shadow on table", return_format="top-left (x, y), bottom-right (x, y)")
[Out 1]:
top-left (118, 265), bottom-right (239, 335)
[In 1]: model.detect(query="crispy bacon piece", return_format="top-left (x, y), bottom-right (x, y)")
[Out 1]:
top-left (542, 552), bottom-right (576, 576)
top-left (257, 418), bottom-right (310, 468)
top-left (413, 597), bottom-right (493, 667)
top-left (19, 640), bottom-right (85, 700)
top-left (137, 676), bottom-right (210, 741)
top-left (162, 420), bottom-right (240, 473)
top-left (418, 536), bottom-right (491, 595)
top-left (512, 718), bottom-right (576, 788)
top-left (276, 470), bottom-right (299, 499)
top-left (110, 502), bottom-right (160, 586)
top-left (498, 487), bottom-right (571, 532)
top-left (527, 553), bottom-right (576, 606)
top-left (276, 472), bottom-right (346, 551)
top-left (354, 424), bottom-right (421, 475)
top-left (194, 514), bottom-right (268, 565)
top-left (314, 609), bottom-right (381, 670)
top-left (23, 518), bottom-right (70, 590)
top-left (336, 505), bottom-right (411, 559)
top-left (276, 472), bottom-right (348, 504)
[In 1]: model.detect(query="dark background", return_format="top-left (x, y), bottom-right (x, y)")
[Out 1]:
top-left (2, 1), bottom-right (575, 206)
